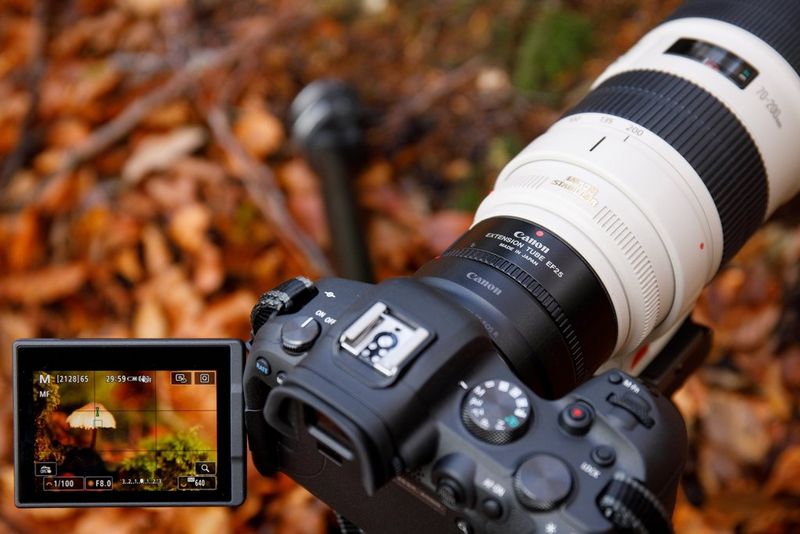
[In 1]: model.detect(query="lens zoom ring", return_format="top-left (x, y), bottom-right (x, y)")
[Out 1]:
top-left (667, 0), bottom-right (800, 79)
top-left (444, 247), bottom-right (586, 382)
top-left (565, 69), bottom-right (768, 262)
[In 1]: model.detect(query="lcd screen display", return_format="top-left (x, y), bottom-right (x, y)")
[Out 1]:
top-left (14, 340), bottom-right (245, 507)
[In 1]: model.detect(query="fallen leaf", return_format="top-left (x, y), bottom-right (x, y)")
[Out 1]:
top-left (423, 210), bottom-right (472, 254)
top-left (169, 203), bottom-right (212, 254)
top-left (701, 391), bottom-right (772, 464)
top-left (133, 297), bottom-right (168, 337)
top-left (193, 244), bottom-right (224, 294)
top-left (141, 224), bottom-right (173, 275)
top-left (178, 507), bottom-right (231, 534)
top-left (233, 108), bottom-right (285, 159)
top-left (766, 447), bottom-right (800, 497)
top-left (0, 263), bottom-right (87, 305)
top-left (122, 126), bottom-right (206, 183)
top-left (7, 206), bottom-right (43, 271)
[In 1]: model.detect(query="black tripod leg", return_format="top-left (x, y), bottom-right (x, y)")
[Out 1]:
top-left (638, 318), bottom-right (712, 396)
top-left (290, 80), bottom-right (374, 283)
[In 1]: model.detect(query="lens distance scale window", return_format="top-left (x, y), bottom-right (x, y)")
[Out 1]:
top-left (666, 38), bottom-right (759, 89)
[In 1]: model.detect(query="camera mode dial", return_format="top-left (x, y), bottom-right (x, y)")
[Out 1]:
top-left (462, 379), bottom-right (531, 444)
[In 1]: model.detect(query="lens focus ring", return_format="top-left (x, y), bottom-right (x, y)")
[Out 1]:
top-left (565, 69), bottom-right (768, 263)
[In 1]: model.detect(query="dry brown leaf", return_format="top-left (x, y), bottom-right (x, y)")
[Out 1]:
top-left (286, 193), bottom-right (329, 248)
top-left (7, 206), bottom-right (43, 271)
top-left (702, 391), bottom-right (772, 465)
top-left (137, 266), bottom-right (203, 324)
top-left (722, 305), bottom-right (781, 352)
top-left (279, 160), bottom-right (329, 246)
top-left (423, 210), bottom-right (472, 254)
top-left (73, 508), bottom-right (149, 534)
top-left (697, 444), bottom-right (747, 497)
top-left (177, 507), bottom-right (231, 534)
top-left (142, 100), bottom-right (194, 129)
top-left (766, 446), bottom-right (800, 497)
top-left (0, 312), bottom-right (36, 378)
top-left (50, 10), bottom-right (127, 58)
top-left (40, 61), bottom-right (121, 120)
top-left (133, 297), bottom-right (168, 337)
top-left (141, 224), bottom-right (173, 275)
top-left (122, 126), bottom-right (206, 183)
top-left (278, 158), bottom-right (318, 194)
top-left (115, 0), bottom-right (174, 18)
top-left (46, 118), bottom-right (91, 148)
top-left (252, 247), bottom-right (285, 281)
top-left (233, 108), bottom-right (285, 159)
top-left (357, 160), bottom-right (393, 188)
top-left (762, 360), bottom-right (792, 421)
top-left (33, 148), bottom-right (68, 175)
top-left (193, 245), bottom-right (224, 295)
top-left (113, 246), bottom-right (144, 283)
top-left (169, 203), bottom-right (212, 254)
top-left (176, 290), bottom-right (254, 337)
top-left (36, 167), bottom-right (97, 215)
top-left (369, 216), bottom-right (419, 273)
top-left (0, 262), bottom-right (87, 305)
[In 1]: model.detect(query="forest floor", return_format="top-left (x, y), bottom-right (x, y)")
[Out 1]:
top-left (1, 0), bottom-right (800, 532)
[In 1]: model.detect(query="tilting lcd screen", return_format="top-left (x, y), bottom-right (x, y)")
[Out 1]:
top-left (14, 340), bottom-right (245, 507)
top-left (32, 369), bottom-right (218, 493)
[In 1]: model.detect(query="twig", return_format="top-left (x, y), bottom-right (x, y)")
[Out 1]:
top-left (0, 0), bottom-right (52, 189)
top-left (378, 56), bottom-right (484, 140)
top-left (0, 11), bottom-right (311, 211)
top-left (206, 106), bottom-right (333, 277)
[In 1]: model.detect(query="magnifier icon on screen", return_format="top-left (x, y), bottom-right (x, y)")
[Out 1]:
top-left (200, 464), bottom-right (210, 474)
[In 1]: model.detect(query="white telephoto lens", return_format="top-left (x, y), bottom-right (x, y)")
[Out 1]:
top-left (474, 3), bottom-right (800, 374)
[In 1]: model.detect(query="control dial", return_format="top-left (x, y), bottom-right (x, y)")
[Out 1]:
top-left (462, 379), bottom-right (531, 444)
top-left (597, 472), bottom-right (672, 534)
top-left (514, 454), bottom-right (573, 512)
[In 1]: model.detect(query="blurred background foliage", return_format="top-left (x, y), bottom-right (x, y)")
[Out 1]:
top-left (1, 0), bottom-right (800, 532)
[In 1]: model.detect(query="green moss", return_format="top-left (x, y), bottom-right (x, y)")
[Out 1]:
top-left (119, 428), bottom-right (211, 490)
top-left (513, 8), bottom-right (594, 93)
top-left (33, 378), bottom-right (64, 463)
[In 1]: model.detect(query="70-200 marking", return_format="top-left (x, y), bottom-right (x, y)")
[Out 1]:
top-left (756, 86), bottom-right (783, 128)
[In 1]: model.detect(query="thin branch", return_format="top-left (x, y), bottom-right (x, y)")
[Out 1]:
top-left (0, 0), bottom-right (52, 189)
top-left (0, 11), bottom-right (312, 211)
top-left (378, 56), bottom-right (484, 140)
top-left (206, 105), bottom-right (333, 277)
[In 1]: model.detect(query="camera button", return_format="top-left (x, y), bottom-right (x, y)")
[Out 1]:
top-left (607, 392), bottom-right (655, 428)
top-left (559, 401), bottom-right (594, 435)
top-left (591, 445), bottom-right (616, 467)
top-left (436, 477), bottom-right (465, 506)
top-left (255, 357), bottom-right (271, 376)
top-left (481, 498), bottom-right (503, 519)
top-left (280, 316), bottom-right (321, 353)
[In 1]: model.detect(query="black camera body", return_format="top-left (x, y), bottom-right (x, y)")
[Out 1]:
top-left (244, 275), bottom-right (686, 533)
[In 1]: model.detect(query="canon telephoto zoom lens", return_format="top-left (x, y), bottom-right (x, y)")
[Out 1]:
top-left (416, 0), bottom-right (800, 396)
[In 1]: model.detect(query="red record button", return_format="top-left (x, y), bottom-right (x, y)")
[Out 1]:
top-left (570, 406), bottom-right (586, 419)
top-left (559, 401), bottom-right (594, 435)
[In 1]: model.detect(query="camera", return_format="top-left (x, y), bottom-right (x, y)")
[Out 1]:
top-left (12, 1), bottom-right (800, 532)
